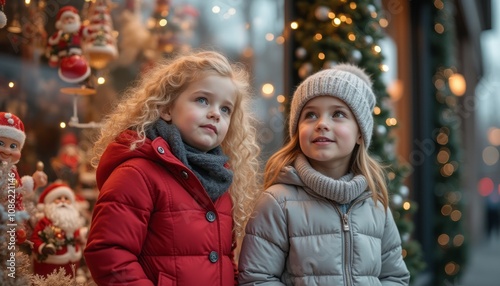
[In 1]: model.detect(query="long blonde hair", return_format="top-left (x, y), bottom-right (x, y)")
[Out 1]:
top-left (264, 133), bottom-right (389, 209)
top-left (92, 50), bottom-right (261, 237)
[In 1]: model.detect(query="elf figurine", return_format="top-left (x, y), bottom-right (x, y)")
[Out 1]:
top-left (0, 112), bottom-right (48, 244)
top-left (46, 6), bottom-right (91, 84)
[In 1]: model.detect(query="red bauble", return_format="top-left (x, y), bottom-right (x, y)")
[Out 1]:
top-left (16, 228), bottom-right (27, 244)
top-left (58, 55), bottom-right (91, 83)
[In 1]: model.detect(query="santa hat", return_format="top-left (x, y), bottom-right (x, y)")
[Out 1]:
top-left (38, 183), bottom-right (75, 205)
top-left (61, 132), bottom-right (78, 146)
top-left (0, 112), bottom-right (26, 148)
top-left (55, 6), bottom-right (80, 30)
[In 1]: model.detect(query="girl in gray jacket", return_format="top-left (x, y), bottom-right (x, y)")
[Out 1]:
top-left (238, 64), bottom-right (410, 285)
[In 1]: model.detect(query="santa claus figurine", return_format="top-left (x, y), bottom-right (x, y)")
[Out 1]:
top-left (31, 183), bottom-right (87, 278)
top-left (0, 112), bottom-right (48, 244)
top-left (47, 6), bottom-right (91, 84)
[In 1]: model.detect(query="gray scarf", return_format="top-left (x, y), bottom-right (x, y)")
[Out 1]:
top-left (294, 154), bottom-right (367, 204)
top-left (146, 119), bottom-right (233, 201)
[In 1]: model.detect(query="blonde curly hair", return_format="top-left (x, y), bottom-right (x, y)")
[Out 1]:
top-left (92, 50), bottom-right (261, 237)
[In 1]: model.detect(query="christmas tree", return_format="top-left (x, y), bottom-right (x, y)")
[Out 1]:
top-left (429, 0), bottom-right (467, 284)
top-left (290, 0), bottom-right (425, 281)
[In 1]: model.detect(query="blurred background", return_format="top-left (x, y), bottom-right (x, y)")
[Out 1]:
top-left (0, 0), bottom-right (499, 285)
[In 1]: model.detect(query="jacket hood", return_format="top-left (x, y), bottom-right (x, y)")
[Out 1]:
top-left (96, 130), bottom-right (176, 189)
top-left (275, 165), bottom-right (305, 187)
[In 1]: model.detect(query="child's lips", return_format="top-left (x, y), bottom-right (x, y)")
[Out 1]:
top-left (312, 136), bottom-right (333, 143)
top-left (202, 124), bottom-right (217, 134)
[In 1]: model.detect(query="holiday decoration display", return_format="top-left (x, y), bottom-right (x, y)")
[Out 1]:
top-left (0, 112), bottom-right (49, 284)
top-left (51, 133), bottom-right (83, 189)
top-left (291, 0), bottom-right (425, 281)
top-left (0, 0), bottom-right (7, 29)
top-left (46, 6), bottom-right (91, 84)
top-left (31, 183), bottom-right (87, 278)
top-left (430, 1), bottom-right (467, 284)
top-left (85, 0), bottom-right (118, 70)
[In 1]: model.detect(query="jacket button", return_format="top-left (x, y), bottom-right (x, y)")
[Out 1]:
top-left (205, 211), bottom-right (216, 222)
top-left (181, 171), bottom-right (188, 179)
top-left (157, 146), bottom-right (165, 154)
top-left (208, 251), bottom-right (218, 263)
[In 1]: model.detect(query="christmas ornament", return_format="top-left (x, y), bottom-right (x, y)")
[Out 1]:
top-left (0, 0), bottom-right (6, 29)
top-left (47, 6), bottom-right (92, 84)
top-left (376, 124), bottom-right (387, 136)
top-left (314, 6), bottom-right (331, 21)
top-left (350, 49), bottom-right (362, 63)
top-left (295, 47), bottom-right (307, 59)
top-left (85, 0), bottom-right (118, 69)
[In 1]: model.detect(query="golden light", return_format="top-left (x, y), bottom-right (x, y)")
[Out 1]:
top-left (276, 36), bottom-right (285, 44)
top-left (434, 0), bottom-right (445, 9)
top-left (373, 45), bottom-right (381, 54)
top-left (445, 262), bottom-right (459, 275)
top-left (371, 11), bottom-right (378, 18)
top-left (345, 18), bottom-right (353, 24)
top-left (379, 18), bottom-right (389, 28)
top-left (350, 2), bottom-right (357, 9)
top-left (441, 204), bottom-right (452, 216)
top-left (482, 146), bottom-right (499, 166)
top-left (348, 33), bottom-right (356, 41)
top-left (441, 163), bottom-right (454, 177)
top-left (450, 210), bottom-right (462, 221)
top-left (435, 23), bottom-right (445, 34)
top-left (449, 73), bottom-right (466, 96)
top-left (159, 19), bottom-right (167, 27)
top-left (328, 12), bottom-right (336, 19)
top-left (488, 127), bottom-right (500, 146)
top-left (318, 53), bottom-right (325, 60)
top-left (332, 18), bottom-right (341, 26)
top-left (60, 122), bottom-right (67, 128)
top-left (339, 15), bottom-right (347, 22)
top-left (438, 234), bottom-right (449, 246)
top-left (212, 6), bottom-right (221, 13)
top-left (373, 106), bottom-right (381, 115)
top-left (437, 149), bottom-right (450, 164)
top-left (261, 83), bottom-right (274, 98)
top-left (453, 234), bottom-right (464, 246)
top-left (436, 133), bottom-right (449, 145)
top-left (385, 118), bottom-right (397, 126)
top-left (277, 95), bottom-right (286, 103)
top-left (265, 33), bottom-right (275, 41)
top-left (380, 64), bottom-right (389, 72)
top-left (25, 0), bottom-right (31, 5)
top-left (387, 79), bottom-right (403, 102)
top-left (97, 77), bottom-right (106, 85)
top-left (290, 22), bottom-right (299, 29)
top-left (314, 33), bottom-right (323, 41)
top-left (8, 82), bottom-right (14, 88)
top-left (403, 202), bottom-right (411, 210)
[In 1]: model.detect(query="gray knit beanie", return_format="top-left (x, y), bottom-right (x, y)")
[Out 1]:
top-left (289, 64), bottom-right (376, 148)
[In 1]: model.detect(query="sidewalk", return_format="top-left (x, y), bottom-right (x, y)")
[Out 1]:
top-left (459, 232), bottom-right (500, 286)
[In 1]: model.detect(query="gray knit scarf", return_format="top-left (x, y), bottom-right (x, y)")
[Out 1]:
top-left (146, 119), bottom-right (233, 202)
top-left (294, 154), bottom-right (368, 204)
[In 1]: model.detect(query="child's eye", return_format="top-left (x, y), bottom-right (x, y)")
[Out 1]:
top-left (196, 97), bottom-right (209, 105)
top-left (9, 143), bottom-right (18, 149)
top-left (304, 112), bottom-right (317, 119)
top-left (333, 111), bottom-right (347, 118)
top-left (221, 106), bottom-right (232, 115)
top-left (0, 141), bottom-right (4, 147)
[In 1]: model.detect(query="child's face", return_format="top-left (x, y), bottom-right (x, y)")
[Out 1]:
top-left (161, 75), bottom-right (237, 152)
top-left (298, 96), bottom-right (362, 174)
top-left (0, 136), bottom-right (22, 164)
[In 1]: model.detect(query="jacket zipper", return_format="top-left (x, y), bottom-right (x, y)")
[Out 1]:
top-left (334, 193), bottom-right (371, 286)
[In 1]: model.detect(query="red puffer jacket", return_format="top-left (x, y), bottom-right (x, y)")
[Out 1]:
top-left (84, 130), bottom-right (237, 286)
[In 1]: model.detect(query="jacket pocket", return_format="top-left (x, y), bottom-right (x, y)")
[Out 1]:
top-left (157, 272), bottom-right (175, 286)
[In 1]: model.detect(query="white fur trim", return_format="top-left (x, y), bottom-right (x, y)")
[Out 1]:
top-left (38, 243), bottom-right (48, 254)
top-left (43, 245), bottom-right (82, 264)
top-left (44, 186), bottom-right (75, 204)
top-left (21, 175), bottom-right (34, 193)
top-left (0, 126), bottom-right (25, 147)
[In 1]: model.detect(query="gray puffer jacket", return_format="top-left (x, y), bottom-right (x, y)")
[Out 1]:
top-left (238, 156), bottom-right (410, 286)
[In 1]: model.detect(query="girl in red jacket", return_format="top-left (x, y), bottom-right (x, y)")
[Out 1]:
top-left (84, 51), bottom-right (261, 286)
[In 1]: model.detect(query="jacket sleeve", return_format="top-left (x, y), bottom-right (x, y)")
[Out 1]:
top-left (238, 191), bottom-right (288, 285)
top-left (84, 164), bottom-right (155, 286)
top-left (379, 207), bottom-right (411, 286)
